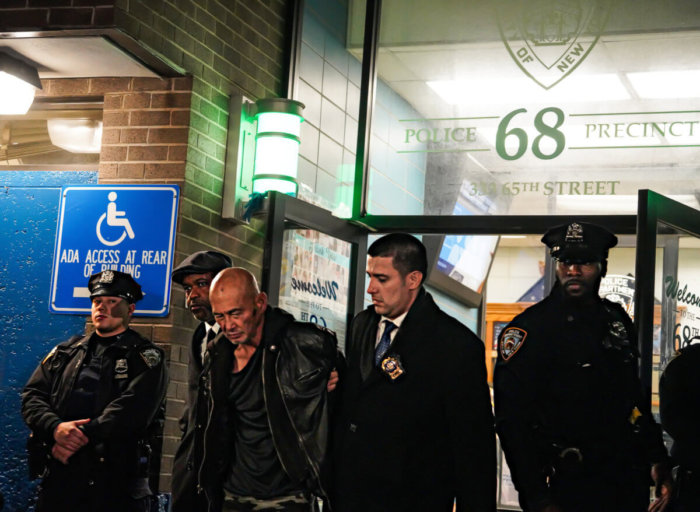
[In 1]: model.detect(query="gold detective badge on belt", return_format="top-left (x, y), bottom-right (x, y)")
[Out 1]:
top-left (380, 355), bottom-right (405, 380)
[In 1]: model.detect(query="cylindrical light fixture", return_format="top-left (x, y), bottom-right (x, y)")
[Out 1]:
top-left (0, 53), bottom-right (42, 115)
top-left (252, 98), bottom-right (304, 196)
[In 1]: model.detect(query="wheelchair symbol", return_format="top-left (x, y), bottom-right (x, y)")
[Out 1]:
top-left (96, 192), bottom-right (136, 246)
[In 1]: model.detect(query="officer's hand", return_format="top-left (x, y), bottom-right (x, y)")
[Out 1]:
top-left (327, 369), bottom-right (339, 392)
top-left (649, 462), bottom-right (673, 512)
top-left (649, 491), bottom-right (671, 512)
top-left (53, 419), bottom-right (90, 452)
top-left (51, 443), bottom-right (75, 465)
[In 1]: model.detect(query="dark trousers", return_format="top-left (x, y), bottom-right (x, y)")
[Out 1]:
top-left (36, 486), bottom-right (150, 512)
top-left (36, 462), bottom-right (151, 512)
top-left (549, 469), bottom-right (650, 512)
top-left (222, 490), bottom-right (316, 512)
top-left (674, 468), bottom-right (700, 512)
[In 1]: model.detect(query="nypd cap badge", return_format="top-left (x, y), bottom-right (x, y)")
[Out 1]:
top-left (99, 270), bottom-right (115, 283)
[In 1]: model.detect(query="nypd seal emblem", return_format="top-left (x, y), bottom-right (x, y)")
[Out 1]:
top-left (500, 327), bottom-right (527, 361)
top-left (140, 348), bottom-right (162, 368)
top-left (609, 320), bottom-right (627, 339)
top-left (497, 0), bottom-right (612, 89)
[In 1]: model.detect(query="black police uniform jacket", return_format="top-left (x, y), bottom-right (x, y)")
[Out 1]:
top-left (660, 342), bottom-right (700, 505)
top-left (21, 329), bottom-right (167, 501)
top-left (198, 307), bottom-right (339, 511)
top-left (171, 321), bottom-right (210, 512)
top-left (494, 286), bottom-right (667, 511)
top-left (332, 288), bottom-right (497, 512)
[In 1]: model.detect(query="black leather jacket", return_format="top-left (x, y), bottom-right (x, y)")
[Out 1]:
top-left (199, 307), bottom-right (339, 511)
top-left (21, 329), bottom-right (167, 496)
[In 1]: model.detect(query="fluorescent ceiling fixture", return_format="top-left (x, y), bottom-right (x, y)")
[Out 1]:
top-left (427, 74), bottom-right (630, 105)
top-left (47, 119), bottom-right (103, 153)
top-left (627, 70), bottom-right (700, 99)
top-left (555, 194), bottom-right (698, 213)
top-left (0, 53), bottom-right (42, 115)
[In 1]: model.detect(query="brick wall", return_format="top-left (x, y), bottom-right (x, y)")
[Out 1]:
top-left (0, 1), bottom-right (116, 31)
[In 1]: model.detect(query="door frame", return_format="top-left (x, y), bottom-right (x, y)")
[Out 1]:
top-left (634, 189), bottom-right (700, 405)
top-left (262, 191), bottom-right (368, 323)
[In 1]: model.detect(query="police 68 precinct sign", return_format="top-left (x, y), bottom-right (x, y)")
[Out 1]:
top-left (49, 185), bottom-right (179, 316)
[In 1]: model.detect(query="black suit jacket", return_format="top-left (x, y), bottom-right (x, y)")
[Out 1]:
top-left (171, 322), bottom-right (209, 512)
top-left (333, 289), bottom-right (496, 512)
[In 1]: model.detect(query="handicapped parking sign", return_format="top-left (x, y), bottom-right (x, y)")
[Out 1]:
top-left (49, 185), bottom-right (179, 316)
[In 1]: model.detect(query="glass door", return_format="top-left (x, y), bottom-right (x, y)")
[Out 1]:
top-left (635, 189), bottom-right (700, 416)
top-left (262, 192), bottom-right (368, 351)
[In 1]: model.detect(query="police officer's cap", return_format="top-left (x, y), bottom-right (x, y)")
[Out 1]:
top-left (88, 270), bottom-right (143, 303)
top-left (171, 250), bottom-right (232, 284)
top-left (542, 222), bottom-right (618, 262)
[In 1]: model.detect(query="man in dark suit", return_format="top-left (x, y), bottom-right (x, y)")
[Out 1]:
top-left (170, 250), bottom-right (231, 512)
top-left (333, 233), bottom-right (496, 512)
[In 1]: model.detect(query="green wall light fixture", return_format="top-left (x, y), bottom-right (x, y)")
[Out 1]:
top-left (222, 96), bottom-right (305, 222)
top-left (252, 98), bottom-right (304, 197)
top-left (0, 52), bottom-right (42, 115)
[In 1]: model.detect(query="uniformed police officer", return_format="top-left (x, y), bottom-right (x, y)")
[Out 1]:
top-left (659, 341), bottom-right (700, 511)
top-left (22, 270), bottom-right (167, 512)
top-left (494, 222), bottom-right (670, 512)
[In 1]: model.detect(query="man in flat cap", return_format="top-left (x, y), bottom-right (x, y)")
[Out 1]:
top-left (170, 250), bottom-right (231, 512)
top-left (494, 222), bottom-right (670, 512)
top-left (22, 271), bottom-right (167, 512)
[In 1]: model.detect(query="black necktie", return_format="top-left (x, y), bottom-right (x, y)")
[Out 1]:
top-left (205, 327), bottom-right (217, 348)
top-left (202, 327), bottom-right (217, 363)
top-left (374, 321), bottom-right (397, 366)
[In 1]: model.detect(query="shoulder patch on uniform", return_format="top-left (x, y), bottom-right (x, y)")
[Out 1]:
top-left (41, 346), bottom-right (58, 365)
top-left (499, 327), bottom-right (527, 361)
top-left (139, 348), bottom-right (162, 368)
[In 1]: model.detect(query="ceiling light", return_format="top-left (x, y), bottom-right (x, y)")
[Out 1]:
top-left (627, 70), bottom-right (700, 99)
top-left (555, 194), bottom-right (698, 213)
top-left (47, 119), bottom-right (103, 153)
top-left (427, 74), bottom-right (630, 105)
top-left (0, 53), bottom-right (42, 115)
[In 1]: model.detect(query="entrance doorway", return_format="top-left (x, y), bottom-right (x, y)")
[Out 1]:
top-left (263, 190), bottom-right (700, 510)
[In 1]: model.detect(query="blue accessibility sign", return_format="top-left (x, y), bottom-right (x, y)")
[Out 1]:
top-left (49, 185), bottom-right (179, 316)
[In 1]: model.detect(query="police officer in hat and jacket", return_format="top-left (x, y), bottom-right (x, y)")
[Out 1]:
top-left (170, 250), bottom-right (231, 512)
top-left (22, 270), bottom-right (167, 512)
top-left (494, 222), bottom-right (670, 512)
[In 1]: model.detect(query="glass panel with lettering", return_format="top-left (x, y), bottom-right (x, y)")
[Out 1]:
top-left (652, 225), bottom-right (700, 414)
top-left (278, 229), bottom-right (352, 350)
top-left (359, 0), bottom-right (700, 215)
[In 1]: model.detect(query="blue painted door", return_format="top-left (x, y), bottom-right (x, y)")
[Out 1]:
top-left (0, 171), bottom-right (97, 511)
